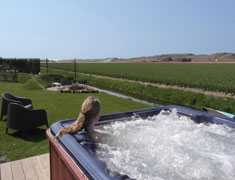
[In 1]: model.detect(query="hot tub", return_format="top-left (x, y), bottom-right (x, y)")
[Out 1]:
top-left (46, 105), bottom-right (235, 180)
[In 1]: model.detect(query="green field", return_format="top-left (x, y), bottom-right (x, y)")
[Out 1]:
top-left (0, 75), bottom-right (152, 161)
top-left (39, 69), bottom-right (235, 115)
top-left (41, 63), bottom-right (235, 94)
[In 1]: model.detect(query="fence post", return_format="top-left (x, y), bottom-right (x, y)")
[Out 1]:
top-left (46, 58), bottom-right (48, 73)
top-left (14, 58), bottom-right (17, 81)
top-left (74, 58), bottom-right (76, 82)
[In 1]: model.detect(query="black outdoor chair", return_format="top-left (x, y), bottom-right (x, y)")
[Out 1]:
top-left (1, 92), bottom-right (33, 121)
top-left (6, 103), bottom-right (49, 136)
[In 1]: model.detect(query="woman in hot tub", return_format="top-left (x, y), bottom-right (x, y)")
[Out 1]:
top-left (55, 96), bottom-right (109, 143)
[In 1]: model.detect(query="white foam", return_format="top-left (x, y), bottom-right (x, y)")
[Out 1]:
top-left (96, 109), bottom-right (235, 180)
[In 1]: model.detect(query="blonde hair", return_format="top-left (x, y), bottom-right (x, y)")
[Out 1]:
top-left (55, 96), bottom-right (100, 137)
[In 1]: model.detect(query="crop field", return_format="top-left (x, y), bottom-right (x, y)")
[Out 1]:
top-left (41, 63), bottom-right (235, 94)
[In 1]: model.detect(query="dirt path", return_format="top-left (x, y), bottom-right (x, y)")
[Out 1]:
top-left (48, 68), bottom-right (235, 99)
top-left (79, 73), bottom-right (235, 99)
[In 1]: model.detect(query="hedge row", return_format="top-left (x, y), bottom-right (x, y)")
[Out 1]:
top-left (78, 74), bottom-right (235, 114)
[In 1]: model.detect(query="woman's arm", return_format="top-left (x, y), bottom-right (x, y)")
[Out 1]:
top-left (89, 129), bottom-right (111, 143)
top-left (95, 129), bottom-right (111, 135)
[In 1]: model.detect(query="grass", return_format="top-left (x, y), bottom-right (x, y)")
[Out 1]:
top-left (42, 68), bottom-right (235, 114)
top-left (41, 63), bottom-right (235, 94)
top-left (0, 75), bottom-right (152, 161)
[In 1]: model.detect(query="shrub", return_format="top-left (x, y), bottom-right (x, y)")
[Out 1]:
top-left (0, 156), bottom-right (10, 164)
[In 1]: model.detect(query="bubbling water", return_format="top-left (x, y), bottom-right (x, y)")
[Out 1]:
top-left (96, 109), bottom-right (235, 180)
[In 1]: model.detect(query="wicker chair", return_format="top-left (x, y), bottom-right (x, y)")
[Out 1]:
top-left (1, 92), bottom-right (33, 121)
top-left (6, 103), bottom-right (49, 136)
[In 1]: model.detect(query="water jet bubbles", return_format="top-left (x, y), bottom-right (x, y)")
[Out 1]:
top-left (96, 110), bottom-right (235, 180)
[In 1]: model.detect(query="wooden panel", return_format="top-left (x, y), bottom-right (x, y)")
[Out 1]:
top-left (39, 154), bottom-right (50, 179)
top-left (11, 160), bottom-right (25, 180)
top-left (21, 157), bottom-right (38, 180)
top-left (50, 145), bottom-right (58, 180)
top-left (0, 154), bottom-right (50, 180)
top-left (50, 144), bottom-right (75, 180)
top-left (32, 155), bottom-right (49, 180)
top-left (47, 129), bottom-right (89, 180)
top-left (0, 162), bottom-right (13, 180)
top-left (49, 138), bottom-right (79, 180)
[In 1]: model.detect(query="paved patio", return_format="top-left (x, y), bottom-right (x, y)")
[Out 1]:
top-left (0, 153), bottom-right (49, 180)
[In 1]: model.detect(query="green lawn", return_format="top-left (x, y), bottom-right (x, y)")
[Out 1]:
top-left (0, 77), bottom-right (152, 161)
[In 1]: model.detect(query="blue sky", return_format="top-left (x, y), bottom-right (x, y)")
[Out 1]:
top-left (0, 0), bottom-right (235, 59)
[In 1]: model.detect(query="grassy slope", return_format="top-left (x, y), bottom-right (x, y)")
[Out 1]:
top-left (0, 76), bottom-right (152, 161)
